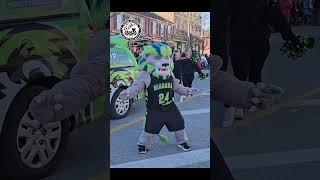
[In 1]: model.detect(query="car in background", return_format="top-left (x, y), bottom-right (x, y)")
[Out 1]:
top-left (109, 36), bottom-right (143, 119)
top-left (0, 0), bottom-right (107, 178)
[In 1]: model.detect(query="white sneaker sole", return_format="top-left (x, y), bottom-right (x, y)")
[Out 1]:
top-left (177, 144), bottom-right (192, 151)
top-left (138, 151), bottom-right (147, 154)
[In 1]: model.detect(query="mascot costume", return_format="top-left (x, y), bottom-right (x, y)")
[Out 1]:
top-left (118, 43), bottom-right (193, 154)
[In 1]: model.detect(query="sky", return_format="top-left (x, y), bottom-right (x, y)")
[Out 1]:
top-left (202, 12), bottom-right (210, 31)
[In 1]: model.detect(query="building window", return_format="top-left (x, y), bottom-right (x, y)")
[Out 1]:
top-left (160, 23), bottom-right (164, 37)
top-left (158, 23), bottom-right (161, 36)
top-left (157, 23), bottom-right (159, 36)
top-left (145, 19), bottom-right (148, 35)
top-left (153, 22), bottom-right (157, 35)
top-left (140, 19), bottom-right (145, 35)
top-left (168, 25), bottom-right (171, 35)
top-left (149, 21), bottom-right (153, 35)
top-left (117, 13), bottom-right (123, 29)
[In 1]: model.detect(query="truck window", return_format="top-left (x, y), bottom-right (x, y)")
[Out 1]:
top-left (110, 48), bottom-right (135, 68)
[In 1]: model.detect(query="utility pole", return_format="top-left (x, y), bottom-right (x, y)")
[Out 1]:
top-left (187, 12), bottom-right (192, 54)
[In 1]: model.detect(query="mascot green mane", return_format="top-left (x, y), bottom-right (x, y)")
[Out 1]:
top-left (138, 43), bottom-right (174, 80)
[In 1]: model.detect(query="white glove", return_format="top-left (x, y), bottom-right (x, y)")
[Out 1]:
top-left (29, 90), bottom-right (65, 124)
top-left (248, 83), bottom-right (285, 110)
top-left (119, 90), bottom-right (131, 100)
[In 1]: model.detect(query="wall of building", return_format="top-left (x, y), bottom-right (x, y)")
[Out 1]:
top-left (110, 12), bottom-right (174, 43)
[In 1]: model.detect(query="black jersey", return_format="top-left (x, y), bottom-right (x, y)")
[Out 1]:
top-left (145, 75), bottom-right (174, 109)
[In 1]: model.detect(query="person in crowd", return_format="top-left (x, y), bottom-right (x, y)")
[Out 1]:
top-left (173, 49), bottom-right (182, 83)
top-left (313, 0), bottom-right (320, 25)
top-left (303, 0), bottom-right (313, 24)
top-left (212, 0), bottom-right (298, 178)
top-left (216, 0), bottom-right (296, 124)
top-left (280, 0), bottom-right (294, 22)
top-left (180, 52), bottom-right (196, 102)
top-left (291, 0), bottom-right (300, 25)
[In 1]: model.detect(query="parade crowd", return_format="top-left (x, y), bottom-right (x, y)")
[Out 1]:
top-left (279, 0), bottom-right (320, 25)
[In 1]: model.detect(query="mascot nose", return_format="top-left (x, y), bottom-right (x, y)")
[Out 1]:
top-left (162, 63), bottom-right (169, 67)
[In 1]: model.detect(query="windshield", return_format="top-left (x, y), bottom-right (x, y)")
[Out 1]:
top-left (110, 48), bottom-right (136, 68)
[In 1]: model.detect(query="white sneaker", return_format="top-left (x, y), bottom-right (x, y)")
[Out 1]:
top-left (223, 107), bottom-right (235, 127)
top-left (234, 108), bottom-right (244, 120)
top-left (180, 95), bottom-right (186, 102)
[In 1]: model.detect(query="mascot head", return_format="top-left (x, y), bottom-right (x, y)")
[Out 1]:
top-left (138, 43), bottom-right (174, 79)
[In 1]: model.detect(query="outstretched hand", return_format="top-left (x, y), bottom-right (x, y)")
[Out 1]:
top-left (29, 90), bottom-right (65, 124)
top-left (249, 83), bottom-right (285, 110)
top-left (119, 90), bottom-right (131, 100)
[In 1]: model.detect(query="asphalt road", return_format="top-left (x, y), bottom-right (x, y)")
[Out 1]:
top-left (213, 26), bottom-right (320, 179)
top-left (43, 118), bottom-right (108, 180)
top-left (110, 71), bottom-right (210, 168)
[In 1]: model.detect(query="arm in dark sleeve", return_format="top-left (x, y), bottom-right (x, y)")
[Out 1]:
top-left (212, 0), bottom-right (230, 58)
top-left (212, 0), bottom-right (231, 71)
top-left (266, 5), bottom-right (296, 41)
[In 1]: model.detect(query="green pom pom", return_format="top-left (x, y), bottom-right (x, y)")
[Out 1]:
top-left (143, 120), bottom-right (169, 144)
top-left (159, 134), bottom-right (169, 144)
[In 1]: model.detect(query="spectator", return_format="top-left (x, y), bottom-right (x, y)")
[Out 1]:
top-left (280, 0), bottom-right (294, 22)
top-left (291, 0), bottom-right (300, 25)
top-left (303, 0), bottom-right (313, 24)
top-left (173, 49), bottom-right (182, 83)
top-left (181, 53), bottom-right (195, 88)
top-left (312, 0), bottom-right (320, 24)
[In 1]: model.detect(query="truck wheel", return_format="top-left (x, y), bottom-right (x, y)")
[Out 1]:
top-left (110, 88), bottom-right (131, 119)
top-left (0, 85), bottom-right (69, 179)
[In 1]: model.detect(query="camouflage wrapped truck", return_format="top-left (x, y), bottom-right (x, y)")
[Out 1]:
top-left (0, 0), bottom-right (107, 178)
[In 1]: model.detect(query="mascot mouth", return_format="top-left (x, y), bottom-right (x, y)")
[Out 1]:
top-left (160, 67), bottom-right (168, 72)
top-left (160, 63), bottom-right (169, 72)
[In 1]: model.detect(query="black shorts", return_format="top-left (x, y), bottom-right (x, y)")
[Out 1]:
top-left (144, 103), bottom-right (185, 134)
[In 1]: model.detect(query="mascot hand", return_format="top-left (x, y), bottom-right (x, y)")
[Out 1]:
top-left (29, 90), bottom-right (65, 124)
top-left (248, 83), bottom-right (284, 110)
top-left (119, 90), bottom-right (131, 100)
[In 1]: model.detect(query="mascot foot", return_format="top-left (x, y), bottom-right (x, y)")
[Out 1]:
top-left (138, 145), bottom-right (149, 154)
top-left (234, 108), bottom-right (244, 120)
top-left (180, 95), bottom-right (186, 102)
top-left (223, 107), bottom-right (235, 127)
top-left (177, 142), bottom-right (192, 151)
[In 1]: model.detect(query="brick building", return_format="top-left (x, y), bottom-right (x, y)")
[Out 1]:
top-left (110, 12), bottom-right (174, 51)
top-left (202, 30), bottom-right (210, 55)
top-left (154, 12), bottom-right (203, 53)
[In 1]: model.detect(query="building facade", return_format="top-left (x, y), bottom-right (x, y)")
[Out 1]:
top-left (154, 12), bottom-right (203, 53)
top-left (110, 12), bottom-right (174, 51)
top-left (202, 30), bottom-right (210, 55)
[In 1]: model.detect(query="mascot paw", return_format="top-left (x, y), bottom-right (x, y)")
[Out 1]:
top-left (29, 92), bottom-right (65, 124)
top-left (249, 83), bottom-right (284, 110)
top-left (119, 90), bottom-right (130, 100)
